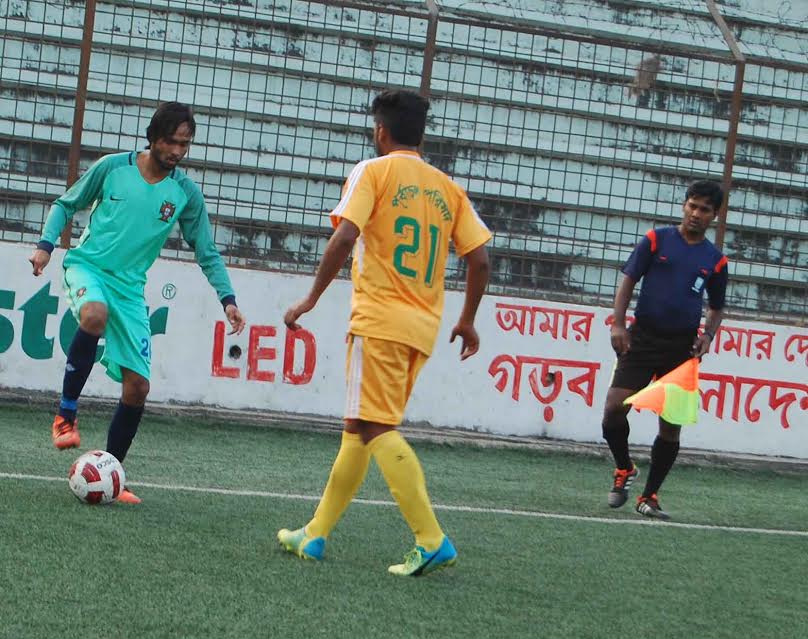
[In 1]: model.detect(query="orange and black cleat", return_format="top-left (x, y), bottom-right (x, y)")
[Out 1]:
top-left (51, 415), bottom-right (80, 450)
top-left (607, 464), bottom-right (639, 508)
top-left (116, 488), bottom-right (142, 505)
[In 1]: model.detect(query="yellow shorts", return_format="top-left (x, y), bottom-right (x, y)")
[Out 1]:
top-left (344, 334), bottom-right (429, 425)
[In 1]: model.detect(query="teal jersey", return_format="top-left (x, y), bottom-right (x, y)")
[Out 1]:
top-left (40, 152), bottom-right (235, 302)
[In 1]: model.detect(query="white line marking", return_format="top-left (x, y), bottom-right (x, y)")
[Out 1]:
top-left (3, 471), bottom-right (807, 538)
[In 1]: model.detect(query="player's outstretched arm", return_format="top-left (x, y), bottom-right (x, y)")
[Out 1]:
top-left (178, 189), bottom-right (234, 295)
top-left (610, 275), bottom-right (636, 355)
top-left (176, 183), bottom-right (244, 334)
top-left (284, 219), bottom-right (360, 330)
top-left (31, 155), bottom-right (113, 275)
top-left (450, 244), bottom-right (489, 360)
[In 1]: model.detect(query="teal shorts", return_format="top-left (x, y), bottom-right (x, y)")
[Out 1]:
top-left (62, 262), bottom-right (151, 382)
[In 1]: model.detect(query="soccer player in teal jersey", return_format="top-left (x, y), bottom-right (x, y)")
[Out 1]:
top-left (29, 102), bottom-right (246, 503)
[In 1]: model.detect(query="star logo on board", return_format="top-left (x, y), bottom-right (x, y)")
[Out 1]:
top-left (159, 201), bottom-right (176, 223)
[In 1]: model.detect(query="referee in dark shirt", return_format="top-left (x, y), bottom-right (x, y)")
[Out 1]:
top-left (602, 181), bottom-right (729, 519)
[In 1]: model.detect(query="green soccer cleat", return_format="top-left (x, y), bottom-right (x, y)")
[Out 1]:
top-left (388, 536), bottom-right (457, 577)
top-left (277, 527), bottom-right (326, 561)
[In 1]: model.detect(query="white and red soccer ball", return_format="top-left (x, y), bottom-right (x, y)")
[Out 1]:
top-left (68, 450), bottom-right (125, 504)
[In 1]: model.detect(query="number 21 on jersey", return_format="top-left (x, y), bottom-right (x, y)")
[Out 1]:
top-left (393, 215), bottom-right (441, 287)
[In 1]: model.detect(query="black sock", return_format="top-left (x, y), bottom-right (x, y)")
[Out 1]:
top-left (59, 328), bottom-right (100, 421)
top-left (602, 411), bottom-right (632, 470)
top-left (106, 401), bottom-right (145, 463)
top-left (643, 437), bottom-right (680, 497)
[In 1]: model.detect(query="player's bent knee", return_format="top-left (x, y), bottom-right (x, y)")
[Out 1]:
top-left (79, 302), bottom-right (108, 335)
top-left (123, 376), bottom-right (150, 405)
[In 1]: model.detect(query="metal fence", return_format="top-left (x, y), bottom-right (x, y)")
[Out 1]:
top-left (1, 0), bottom-right (806, 324)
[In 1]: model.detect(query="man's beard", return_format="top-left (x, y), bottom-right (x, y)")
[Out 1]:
top-left (154, 151), bottom-right (179, 171)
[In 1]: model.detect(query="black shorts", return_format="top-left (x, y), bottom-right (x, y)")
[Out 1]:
top-left (611, 324), bottom-right (695, 391)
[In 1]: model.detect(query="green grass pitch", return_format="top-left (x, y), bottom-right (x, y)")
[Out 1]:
top-left (0, 404), bottom-right (806, 639)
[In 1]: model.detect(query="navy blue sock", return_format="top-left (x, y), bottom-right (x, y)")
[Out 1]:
top-left (59, 328), bottom-right (100, 421)
top-left (106, 401), bottom-right (145, 463)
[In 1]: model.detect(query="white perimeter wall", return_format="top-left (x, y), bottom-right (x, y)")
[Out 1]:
top-left (1, 242), bottom-right (806, 458)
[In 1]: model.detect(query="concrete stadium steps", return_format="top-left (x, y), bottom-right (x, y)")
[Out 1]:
top-left (1, 0), bottom-right (805, 320)
top-left (437, 0), bottom-right (808, 65)
top-left (3, 134), bottom-right (805, 245)
top-left (3, 172), bottom-right (804, 313)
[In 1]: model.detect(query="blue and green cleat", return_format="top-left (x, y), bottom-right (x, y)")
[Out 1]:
top-left (388, 536), bottom-right (457, 577)
top-left (277, 527), bottom-right (325, 561)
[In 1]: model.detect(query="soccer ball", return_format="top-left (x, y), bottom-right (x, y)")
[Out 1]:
top-left (68, 450), bottom-right (125, 504)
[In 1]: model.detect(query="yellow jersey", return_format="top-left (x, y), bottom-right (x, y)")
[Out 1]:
top-left (331, 150), bottom-right (492, 356)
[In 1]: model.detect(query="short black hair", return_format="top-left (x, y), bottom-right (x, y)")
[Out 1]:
top-left (146, 102), bottom-right (196, 147)
top-left (685, 180), bottom-right (724, 212)
top-left (371, 89), bottom-right (429, 146)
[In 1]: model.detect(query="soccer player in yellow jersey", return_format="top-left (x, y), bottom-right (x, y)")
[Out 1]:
top-left (278, 89), bottom-right (491, 576)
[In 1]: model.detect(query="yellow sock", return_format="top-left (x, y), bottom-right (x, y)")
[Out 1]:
top-left (367, 430), bottom-right (444, 551)
top-left (306, 431), bottom-right (370, 538)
